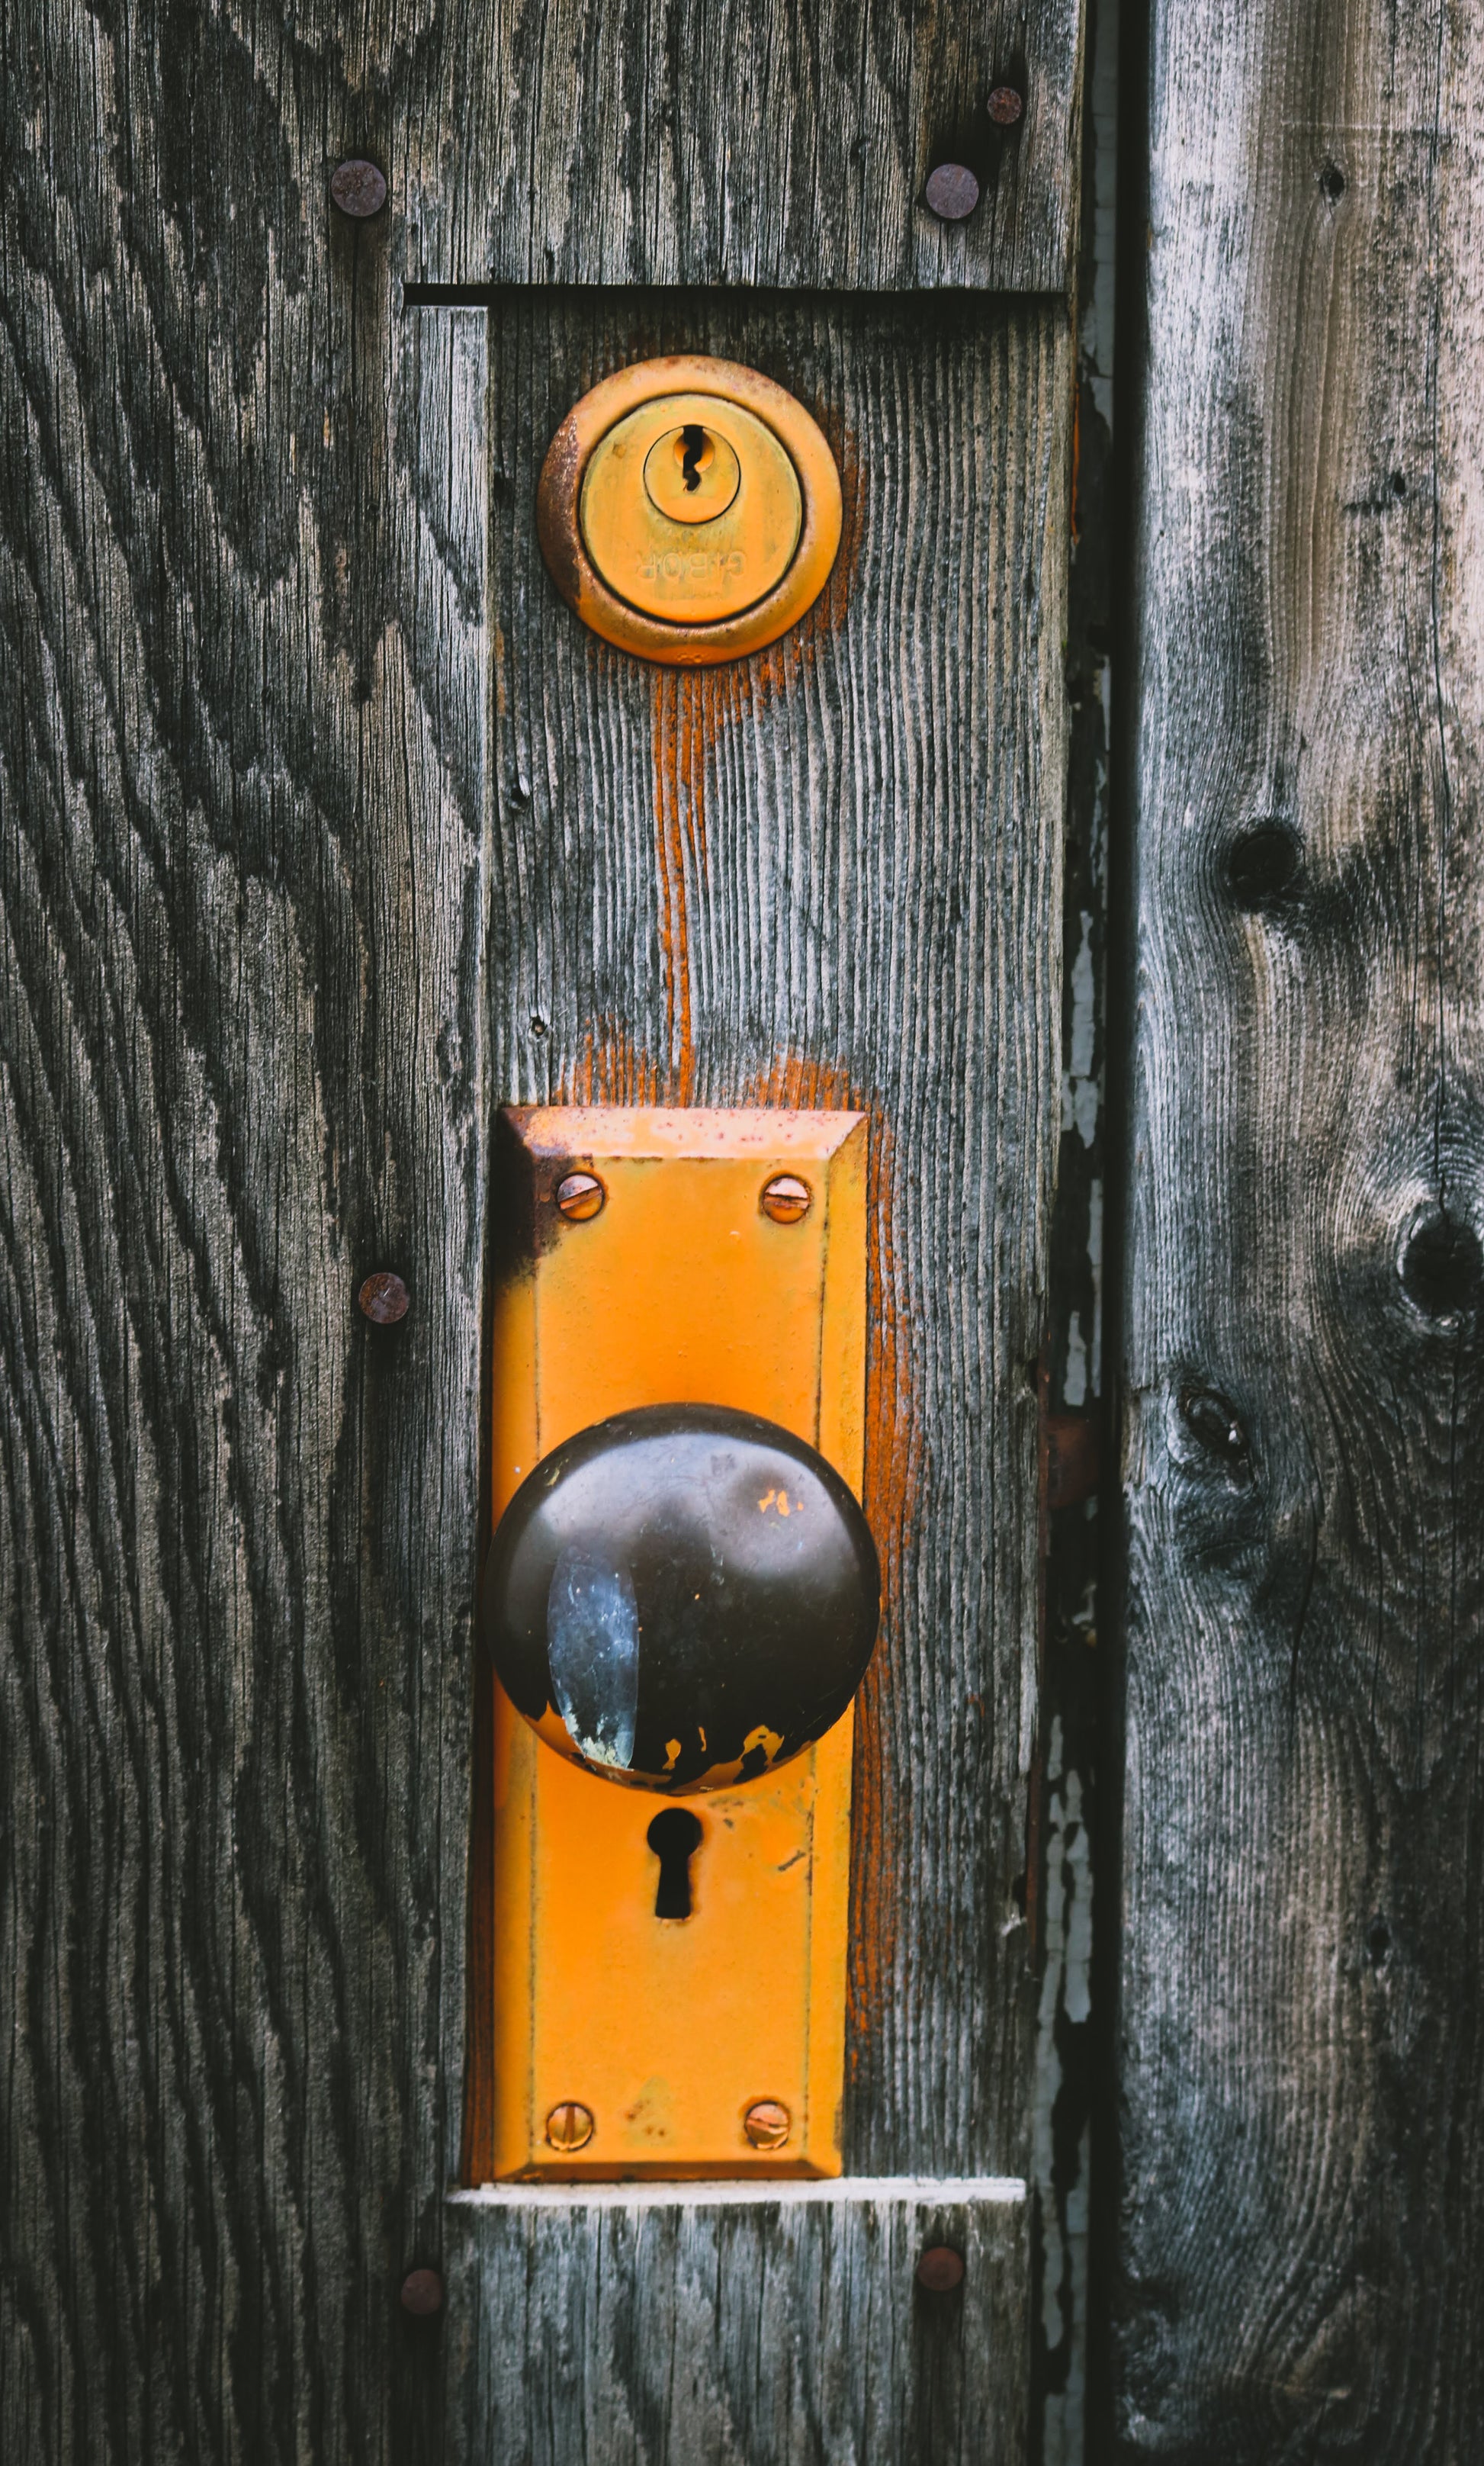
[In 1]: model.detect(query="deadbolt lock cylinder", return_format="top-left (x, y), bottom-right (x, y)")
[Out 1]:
top-left (538, 355), bottom-right (843, 666)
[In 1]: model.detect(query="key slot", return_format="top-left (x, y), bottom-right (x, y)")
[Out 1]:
top-left (647, 1807), bottom-right (704, 1919)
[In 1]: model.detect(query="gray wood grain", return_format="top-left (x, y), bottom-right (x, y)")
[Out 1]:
top-left (1, 4), bottom-right (490, 2450)
top-left (403, 0), bottom-right (1082, 294)
top-left (476, 289), bottom-right (1068, 2198)
top-left (1115, 0), bottom-right (1484, 2453)
top-left (447, 2181), bottom-right (1028, 2464)
top-left (1, 5), bottom-right (1073, 2458)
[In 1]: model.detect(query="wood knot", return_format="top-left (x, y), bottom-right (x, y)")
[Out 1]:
top-left (1177, 1384), bottom-right (1251, 1475)
top-left (1400, 1211), bottom-right (1482, 1323)
top-left (1225, 820), bottom-right (1303, 913)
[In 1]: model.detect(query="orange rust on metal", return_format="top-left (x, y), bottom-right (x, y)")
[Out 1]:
top-left (537, 355), bottom-right (843, 667)
top-left (487, 1106), bottom-right (868, 2179)
top-left (634, 411), bottom-right (857, 726)
top-left (1043, 1410), bottom-right (1102, 1511)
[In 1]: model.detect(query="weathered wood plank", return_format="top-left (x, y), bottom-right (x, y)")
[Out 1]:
top-left (476, 289), bottom-right (1068, 2198)
top-left (0, 2), bottom-right (490, 2452)
top-left (447, 2179), bottom-right (1028, 2464)
top-left (1116, 0), bottom-right (1484, 2452)
top-left (2, 7), bottom-right (1073, 2458)
top-left (403, 0), bottom-right (1083, 294)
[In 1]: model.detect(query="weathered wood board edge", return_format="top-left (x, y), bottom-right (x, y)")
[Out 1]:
top-left (445, 2181), bottom-right (1029, 2464)
top-left (1110, 0), bottom-right (1484, 2452)
top-left (396, 0), bottom-right (1084, 295)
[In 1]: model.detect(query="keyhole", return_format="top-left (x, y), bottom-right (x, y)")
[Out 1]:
top-left (679, 423), bottom-right (710, 492)
top-left (647, 1807), bottom-right (703, 1918)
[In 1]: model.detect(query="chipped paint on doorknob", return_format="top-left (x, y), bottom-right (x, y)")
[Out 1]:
top-left (482, 1403), bottom-right (881, 1792)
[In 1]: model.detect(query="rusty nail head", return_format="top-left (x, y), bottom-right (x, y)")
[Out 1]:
top-left (330, 158), bottom-right (388, 218)
top-left (760, 1174), bottom-right (811, 1225)
top-left (917, 2245), bottom-right (965, 2292)
top-left (556, 1171), bottom-right (605, 1223)
top-left (924, 162), bottom-right (980, 221)
top-left (743, 2099), bottom-right (792, 2149)
top-left (546, 2100), bottom-right (596, 2152)
top-left (400, 2267), bottom-right (443, 2316)
top-left (358, 1271), bottom-right (410, 1324)
top-left (987, 85), bottom-right (1025, 127)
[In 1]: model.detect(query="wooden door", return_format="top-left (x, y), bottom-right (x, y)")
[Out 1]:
top-left (1113, 0), bottom-right (1484, 2454)
top-left (1, 2), bottom-right (1084, 2460)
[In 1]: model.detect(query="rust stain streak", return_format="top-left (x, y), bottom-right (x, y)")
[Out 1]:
top-left (567, 1023), bottom-right (662, 1108)
top-left (744, 1054), bottom-right (919, 2078)
top-left (651, 668), bottom-right (711, 1101)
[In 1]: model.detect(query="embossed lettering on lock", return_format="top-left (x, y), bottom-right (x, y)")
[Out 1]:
top-left (537, 355), bottom-right (843, 667)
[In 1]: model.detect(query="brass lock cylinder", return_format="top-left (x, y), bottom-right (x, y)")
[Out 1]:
top-left (538, 355), bottom-right (843, 665)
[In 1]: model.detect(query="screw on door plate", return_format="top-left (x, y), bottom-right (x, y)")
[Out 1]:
top-left (556, 1171), bottom-right (605, 1221)
top-left (760, 1173), bottom-right (812, 1223)
top-left (743, 2099), bottom-right (792, 2149)
top-left (545, 2101), bottom-right (596, 2153)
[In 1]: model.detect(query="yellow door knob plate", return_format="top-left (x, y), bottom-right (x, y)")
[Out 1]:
top-left (538, 355), bottom-right (842, 665)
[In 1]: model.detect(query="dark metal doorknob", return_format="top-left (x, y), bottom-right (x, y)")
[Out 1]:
top-left (480, 1403), bottom-right (880, 1792)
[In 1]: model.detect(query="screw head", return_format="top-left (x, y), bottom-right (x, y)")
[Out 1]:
top-left (555, 1171), bottom-right (605, 1223)
top-left (330, 158), bottom-right (388, 218)
top-left (916, 2245), bottom-right (965, 2292)
top-left (546, 2100), bottom-right (596, 2153)
top-left (358, 1271), bottom-right (410, 1324)
top-left (760, 1174), bottom-right (812, 1225)
top-left (743, 2098), bottom-right (792, 2150)
top-left (400, 2267), bottom-right (444, 2316)
top-left (987, 85), bottom-right (1025, 127)
top-left (924, 162), bottom-right (980, 221)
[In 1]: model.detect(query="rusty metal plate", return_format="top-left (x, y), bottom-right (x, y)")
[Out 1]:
top-left (483, 1107), bottom-right (867, 2179)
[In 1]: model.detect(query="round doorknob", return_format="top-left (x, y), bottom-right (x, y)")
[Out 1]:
top-left (480, 1403), bottom-right (880, 1792)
